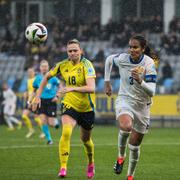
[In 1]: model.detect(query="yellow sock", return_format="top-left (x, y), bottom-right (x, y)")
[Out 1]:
top-left (34, 117), bottom-right (42, 128)
top-left (83, 138), bottom-right (94, 164)
top-left (59, 124), bottom-right (73, 169)
top-left (22, 115), bottom-right (33, 129)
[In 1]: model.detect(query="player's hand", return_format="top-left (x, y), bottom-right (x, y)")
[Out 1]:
top-left (32, 96), bottom-right (41, 111)
top-left (131, 66), bottom-right (144, 84)
top-left (27, 101), bottom-right (32, 109)
top-left (105, 81), bottom-right (112, 96)
top-left (59, 87), bottom-right (74, 94)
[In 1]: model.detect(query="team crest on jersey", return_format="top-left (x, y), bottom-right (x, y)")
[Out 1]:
top-left (147, 64), bottom-right (156, 74)
top-left (88, 68), bottom-right (94, 75)
top-left (77, 68), bottom-right (81, 74)
top-left (46, 83), bottom-right (52, 89)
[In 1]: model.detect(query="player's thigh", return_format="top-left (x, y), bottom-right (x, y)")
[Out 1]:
top-left (115, 97), bottom-right (133, 131)
top-left (39, 114), bottom-right (48, 124)
top-left (132, 104), bottom-right (150, 134)
top-left (23, 109), bottom-right (30, 116)
top-left (118, 114), bottom-right (133, 131)
top-left (61, 114), bottom-right (76, 127)
top-left (47, 117), bottom-right (55, 126)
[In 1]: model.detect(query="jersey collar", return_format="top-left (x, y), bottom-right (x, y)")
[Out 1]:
top-left (129, 54), bottom-right (144, 64)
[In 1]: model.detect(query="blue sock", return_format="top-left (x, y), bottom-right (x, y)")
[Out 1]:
top-left (42, 124), bottom-right (52, 141)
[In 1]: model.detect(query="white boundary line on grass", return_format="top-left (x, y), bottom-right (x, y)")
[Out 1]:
top-left (0, 142), bottom-right (180, 149)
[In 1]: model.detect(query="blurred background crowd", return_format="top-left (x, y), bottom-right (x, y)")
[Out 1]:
top-left (0, 0), bottom-right (180, 94)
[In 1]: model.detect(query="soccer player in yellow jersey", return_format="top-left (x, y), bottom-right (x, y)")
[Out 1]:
top-left (22, 67), bottom-right (43, 138)
top-left (32, 39), bottom-right (96, 179)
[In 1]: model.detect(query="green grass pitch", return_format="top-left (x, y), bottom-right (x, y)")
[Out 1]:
top-left (0, 125), bottom-right (180, 180)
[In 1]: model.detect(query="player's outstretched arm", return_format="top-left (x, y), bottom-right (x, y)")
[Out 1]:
top-left (104, 55), bottom-right (114, 96)
top-left (28, 89), bottom-right (36, 109)
top-left (59, 77), bottom-right (95, 94)
top-left (32, 72), bottom-right (52, 111)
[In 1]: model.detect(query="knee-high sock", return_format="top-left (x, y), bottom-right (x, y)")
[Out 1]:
top-left (118, 130), bottom-right (130, 158)
top-left (83, 138), bottom-right (94, 164)
top-left (4, 115), bottom-right (13, 128)
top-left (42, 124), bottom-right (52, 141)
top-left (128, 144), bottom-right (140, 176)
top-left (59, 124), bottom-right (73, 169)
top-left (22, 115), bottom-right (33, 129)
top-left (34, 117), bottom-right (42, 128)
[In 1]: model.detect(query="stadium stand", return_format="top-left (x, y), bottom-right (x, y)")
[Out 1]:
top-left (18, 76), bottom-right (28, 93)
top-left (0, 10), bottom-right (180, 93)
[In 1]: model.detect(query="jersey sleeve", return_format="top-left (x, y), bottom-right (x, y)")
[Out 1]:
top-left (49, 62), bottom-right (61, 77)
top-left (84, 61), bottom-right (96, 79)
top-left (54, 77), bottom-right (60, 85)
top-left (140, 59), bottom-right (157, 97)
top-left (145, 60), bottom-right (157, 83)
top-left (33, 76), bottom-right (39, 89)
top-left (113, 53), bottom-right (124, 66)
top-left (104, 53), bottom-right (121, 81)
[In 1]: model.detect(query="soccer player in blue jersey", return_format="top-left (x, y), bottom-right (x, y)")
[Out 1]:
top-left (30, 60), bottom-right (60, 144)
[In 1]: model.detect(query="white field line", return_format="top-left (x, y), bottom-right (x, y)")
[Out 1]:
top-left (0, 142), bottom-right (180, 150)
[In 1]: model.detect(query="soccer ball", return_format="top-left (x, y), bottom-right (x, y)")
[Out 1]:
top-left (25, 22), bottom-right (48, 43)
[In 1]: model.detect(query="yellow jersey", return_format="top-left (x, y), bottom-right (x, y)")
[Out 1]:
top-left (27, 78), bottom-right (35, 101)
top-left (49, 57), bottom-right (96, 112)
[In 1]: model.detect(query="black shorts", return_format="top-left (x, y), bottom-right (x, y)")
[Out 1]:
top-left (37, 98), bottom-right (57, 117)
top-left (61, 104), bottom-right (95, 130)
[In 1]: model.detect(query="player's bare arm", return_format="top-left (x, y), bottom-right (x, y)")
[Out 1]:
top-left (27, 88), bottom-right (37, 109)
top-left (51, 82), bottom-right (62, 102)
top-left (59, 77), bottom-right (95, 93)
top-left (32, 72), bottom-right (52, 111)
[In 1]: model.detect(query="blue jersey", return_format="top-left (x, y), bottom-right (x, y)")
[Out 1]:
top-left (33, 74), bottom-right (60, 99)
